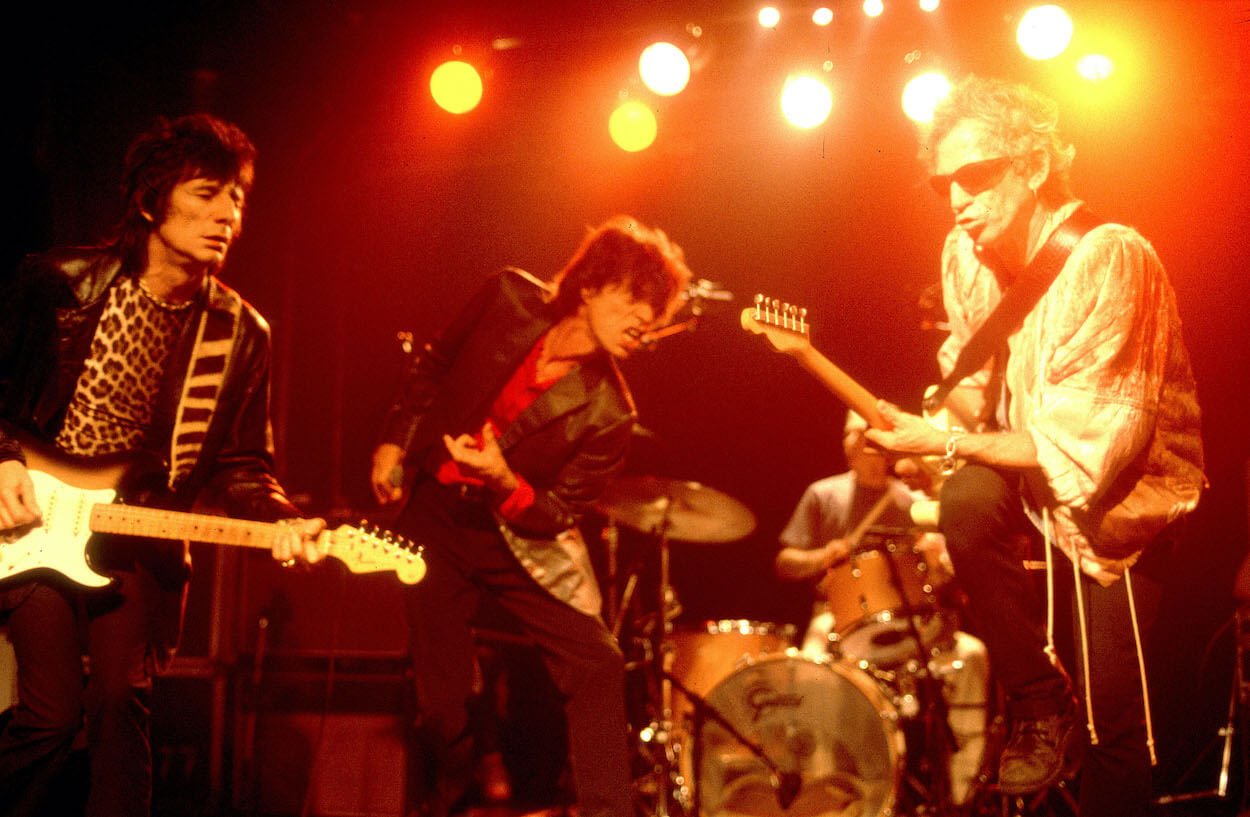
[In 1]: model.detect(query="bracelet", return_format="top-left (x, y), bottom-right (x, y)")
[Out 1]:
top-left (941, 428), bottom-right (966, 476)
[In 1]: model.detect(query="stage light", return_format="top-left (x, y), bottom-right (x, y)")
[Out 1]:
top-left (1017, 4), bottom-right (1074, 61)
top-left (1076, 53), bottom-right (1114, 81)
top-left (639, 42), bottom-right (690, 96)
top-left (919, 0), bottom-right (940, 11)
top-left (863, 0), bottom-right (885, 18)
top-left (812, 7), bottom-right (834, 26)
top-left (609, 100), bottom-right (658, 152)
top-left (758, 6), bottom-right (781, 29)
top-left (781, 74), bottom-right (833, 129)
top-left (429, 60), bottom-right (483, 114)
top-left (901, 71), bottom-right (951, 124)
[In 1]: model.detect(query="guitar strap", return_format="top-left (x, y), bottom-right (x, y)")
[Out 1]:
top-left (923, 206), bottom-right (1104, 416)
top-left (168, 277), bottom-right (243, 489)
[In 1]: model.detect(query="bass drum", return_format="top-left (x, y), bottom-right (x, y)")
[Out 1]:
top-left (692, 654), bottom-right (902, 817)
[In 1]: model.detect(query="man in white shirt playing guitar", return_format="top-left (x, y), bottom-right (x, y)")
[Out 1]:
top-left (864, 76), bottom-right (1204, 817)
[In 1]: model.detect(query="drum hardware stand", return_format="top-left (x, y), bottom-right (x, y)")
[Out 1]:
top-left (621, 495), bottom-right (686, 817)
top-left (1153, 608), bottom-right (1247, 811)
top-left (664, 670), bottom-right (802, 817)
top-left (646, 502), bottom-right (677, 817)
top-left (594, 475), bottom-right (757, 816)
top-left (863, 529), bottom-right (961, 815)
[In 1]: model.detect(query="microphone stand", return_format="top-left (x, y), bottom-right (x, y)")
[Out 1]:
top-left (640, 281), bottom-right (735, 348)
top-left (664, 671), bottom-right (802, 816)
top-left (865, 527), bottom-right (956, 813)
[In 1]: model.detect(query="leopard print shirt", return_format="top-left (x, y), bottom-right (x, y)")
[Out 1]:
top-left (55, 276), bottom-right (195, 457)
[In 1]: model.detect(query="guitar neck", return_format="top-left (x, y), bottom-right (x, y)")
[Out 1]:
top-left (90, 504), bottom-right (280, 551)
top-left (790, 345), bottom-right (887, 429)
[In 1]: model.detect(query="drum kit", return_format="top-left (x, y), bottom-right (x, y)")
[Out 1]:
top-left (596, 476), bottom-right (995, 817)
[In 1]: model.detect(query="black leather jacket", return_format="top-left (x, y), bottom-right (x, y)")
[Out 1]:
top-left (381, 268), bottom-right (636, 615)
top-left (0, 247), bottom-right (300, 523)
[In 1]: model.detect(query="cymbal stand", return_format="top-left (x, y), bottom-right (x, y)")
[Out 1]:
top-left (650, 497), bottom-right (680, 817)
top-left (619, 495), bottom-right (688, 817)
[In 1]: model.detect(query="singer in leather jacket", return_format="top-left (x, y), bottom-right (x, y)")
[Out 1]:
top-left (370, 216), bottom-right (690, 817)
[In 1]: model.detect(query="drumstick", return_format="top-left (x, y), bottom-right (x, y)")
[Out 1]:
top-left (816, 490), bottom-right (896, 596)
top-left (845, 490), bottom-right (895, 552)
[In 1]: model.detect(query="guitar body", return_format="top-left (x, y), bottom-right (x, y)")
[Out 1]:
top-left (0, 437), bottom-right (174, 588)
top-left (3, 469), bottom-right (118, 588)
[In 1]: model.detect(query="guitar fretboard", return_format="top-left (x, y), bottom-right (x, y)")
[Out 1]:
top-left (89, 503), bottom-right (278, 550)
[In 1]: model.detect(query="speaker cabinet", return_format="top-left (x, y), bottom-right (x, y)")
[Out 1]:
top-left (232, 655), bottom-right (410, 817)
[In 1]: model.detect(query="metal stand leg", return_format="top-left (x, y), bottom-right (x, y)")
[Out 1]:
top-left (1154, 611), bottom-right (1246, 811)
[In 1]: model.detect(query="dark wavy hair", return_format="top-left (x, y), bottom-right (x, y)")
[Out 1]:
top-left (111, 113), bottom-right (257, 272)
top-left (548, 215), bottom-right (691, 322)
top-left (925, 75), bottom-right (1076, 207)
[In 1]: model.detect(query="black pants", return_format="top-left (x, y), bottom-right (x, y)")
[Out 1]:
top-left (0, 568), bottom-right (162, 817)
top-left (940, 465), bottom-right (1168, 817)
top-left (399, 478), bottom-right (633, 817)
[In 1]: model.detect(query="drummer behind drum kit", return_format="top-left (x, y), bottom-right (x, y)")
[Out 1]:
top-left (596, 476), bottom-right (991, 817)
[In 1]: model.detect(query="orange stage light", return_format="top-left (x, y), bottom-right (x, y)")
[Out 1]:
top-left (1017, 4), bottom-right (1074, 61)
top-left (902, 71), bottom-right (952, 124)
top-left (609, 100), bottom-right (658, 152)
top-left (429, 60), bottom-right (483, 114)
top-left (781, 75), bottom-right (833, 129)
top-left (639, 42), bottom-right (691, 97)
top-left (1076, 54), bottom-right (1115, 82)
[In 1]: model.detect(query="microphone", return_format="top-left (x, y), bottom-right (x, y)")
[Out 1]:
top-left (639, 280), bottom-right (734, 346)
top-left (630, 423), bottom-right (659, 440)
top-left (688, 278), bottom-right (734, 303)
top-left (774, 771), bottom-right (802, 810)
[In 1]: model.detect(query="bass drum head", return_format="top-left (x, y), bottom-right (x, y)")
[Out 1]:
top-left (695, 655), bottom-right (902, 817)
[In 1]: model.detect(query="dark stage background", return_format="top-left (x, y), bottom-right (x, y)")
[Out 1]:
top-left (9, 1), bottom-right (1250, 815)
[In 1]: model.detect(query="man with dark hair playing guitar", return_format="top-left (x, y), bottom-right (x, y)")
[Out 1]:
top-left (0, 114), bottom-right (334, 817)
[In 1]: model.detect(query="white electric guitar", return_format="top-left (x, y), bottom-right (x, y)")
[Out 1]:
top-left (740, 294), bottom-right (953, 525)
top-left (0, 443), bottom-right (426, 590)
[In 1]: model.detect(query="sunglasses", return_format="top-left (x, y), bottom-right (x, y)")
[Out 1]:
top-left (929, 156), bottom-right (1014, 198)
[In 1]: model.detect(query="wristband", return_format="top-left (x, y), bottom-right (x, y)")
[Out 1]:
top-left (941, 428), bottom-right (966, 476)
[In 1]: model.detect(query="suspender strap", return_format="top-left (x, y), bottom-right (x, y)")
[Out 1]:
top-left (924, 206), bottom-right (1104, 414)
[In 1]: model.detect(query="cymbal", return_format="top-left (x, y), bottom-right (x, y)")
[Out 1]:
top-left (597, 476), bottom-right (756, 544)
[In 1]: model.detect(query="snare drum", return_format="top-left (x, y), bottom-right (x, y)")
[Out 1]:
top-left (691, 654), bottom-right (903, 817)
top-left (821, 536), bottom-right (952, 666)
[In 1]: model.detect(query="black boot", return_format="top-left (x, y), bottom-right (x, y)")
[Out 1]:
top-left (997, 697), bottom-right (1084, 795)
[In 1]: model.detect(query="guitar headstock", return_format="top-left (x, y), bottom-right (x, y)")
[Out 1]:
top-left (327, 523), bottom-right (427, 585)
top-left (740, 294), bottom-right (812, 355)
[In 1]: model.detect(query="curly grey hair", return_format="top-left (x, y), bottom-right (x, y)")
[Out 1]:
top-left (925, 75), bottom-right (1076, 206)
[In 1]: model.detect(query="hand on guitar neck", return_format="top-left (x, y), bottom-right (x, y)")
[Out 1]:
top-left (740, 295), bottom-right (958, 500)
